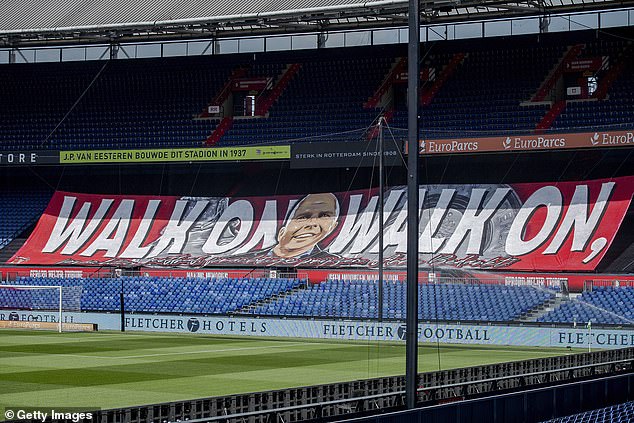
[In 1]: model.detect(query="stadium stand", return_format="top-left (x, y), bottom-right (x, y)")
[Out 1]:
top-left (1, 1), bottom-right (633, 422)
top-left (3, 276), bottom-right (305, 314)
top-left (0, 57), bottom-right (235, 150)
top-left (220, 53), bottom-right (394, 145)
top-left (1, 29), bottom-right (632, 150)
top-left (540, 400), bottom-right (634, 423)
top-left (537, 286), bottom-right (634, 326)
top-left (11, 275), bottom-right (634, 327)
top-left (248, 279), bottom-right (555, 321)
top-left (0, 48), bottom-right (395, 149)
top-left (1, 276), bottom-right (556, 321)
top-left (391, 41), bottom-right (560, 137)
top-left (551, 40), bottom-right (633, 131)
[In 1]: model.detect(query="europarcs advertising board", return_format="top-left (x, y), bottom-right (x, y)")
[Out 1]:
top-left (2, 309), bottom-right (633, 349)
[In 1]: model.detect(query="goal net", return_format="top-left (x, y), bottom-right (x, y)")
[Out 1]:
top-left (0, 284), bottom-right (82, 332)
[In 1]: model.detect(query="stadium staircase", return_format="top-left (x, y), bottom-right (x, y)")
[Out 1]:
top-left (254, 63), bottom-right (302, 116)
top-left (591, 43), bottom-right (633, 100)
top-left (233, 282), bottom-right (307, 315)
top-left (218, 52), bottom-right (391, 145)
top-left (530, 44), bottom-right (585, 102)
top-left (364, 57), bottom-right (407, 109)
top-left (551, 38), bottom-right (634, 131)
top-left (536, 42), bottom-right (632, 132)
top-left (420, 52), bottom-right (466, 106)
top-left (535, 99), bottom-right (567, 132)
top-left (204, 63), bottom-right (301, 145)
top-left (538, 287), bottom-right (634, 325)
top-left (200, 66), bottom-right (247, 145)
top-left (518, 293), bottom-right (570, 322)
top-left (204, 116), bottom-right (233, 146)
top-left (200, 67), bottom-right (249, 118)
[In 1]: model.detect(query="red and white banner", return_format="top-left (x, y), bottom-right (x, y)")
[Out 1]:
top-left (9, 177), bottom-right (634, 271)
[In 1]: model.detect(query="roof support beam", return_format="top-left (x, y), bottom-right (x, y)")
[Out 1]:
top-left (0, 1), bottom-right (630, 47)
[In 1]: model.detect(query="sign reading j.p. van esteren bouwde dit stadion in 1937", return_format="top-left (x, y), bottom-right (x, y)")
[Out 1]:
top-left (59, 146), bottom-right (290, 164)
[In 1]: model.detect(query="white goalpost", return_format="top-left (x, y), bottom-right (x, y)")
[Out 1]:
top-left (0, 284), bottom-right (83, 332)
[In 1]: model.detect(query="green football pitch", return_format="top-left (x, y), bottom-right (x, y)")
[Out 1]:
top-left (0, 329), bottom-right (577, 411)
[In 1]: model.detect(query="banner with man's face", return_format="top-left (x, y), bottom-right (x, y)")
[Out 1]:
top-left (9, 176), bottom-right (634, 271)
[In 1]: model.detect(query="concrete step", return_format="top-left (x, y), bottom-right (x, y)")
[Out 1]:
top-left (519, 292), bottom-right (570, 322)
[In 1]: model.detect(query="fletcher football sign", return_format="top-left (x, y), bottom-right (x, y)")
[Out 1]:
top-left (9, 176), bottom-right (634, 271)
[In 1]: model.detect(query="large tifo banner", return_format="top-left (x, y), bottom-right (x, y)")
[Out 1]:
top-left (9, 176), bottom-right (634, 271)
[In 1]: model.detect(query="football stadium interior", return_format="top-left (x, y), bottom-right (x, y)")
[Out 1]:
top-left (1, 0), bottom-right (634, 422)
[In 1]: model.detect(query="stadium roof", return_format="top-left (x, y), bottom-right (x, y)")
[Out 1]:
top-left (0, 0), bottom-right (631, 47)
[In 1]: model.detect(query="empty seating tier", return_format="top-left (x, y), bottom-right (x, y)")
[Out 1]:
top-left (0, 192), bottom-right (51, 249)
top-left (541, 400), bottom-right (634, 423)
top-left (2, 276), bottom-right (304, 314)
top-left (538, 286), bottom-right (634, 326)
top-left (250, 280), bottom-right (554, 321)
top-left (1, 29), bottom-right (631, 150)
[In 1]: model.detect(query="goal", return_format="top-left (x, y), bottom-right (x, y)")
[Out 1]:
top-left (0, 284), bottom-right (82, 332)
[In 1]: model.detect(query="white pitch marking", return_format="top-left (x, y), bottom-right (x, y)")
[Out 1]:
top-left (29, 341), bottom-right (315, 360)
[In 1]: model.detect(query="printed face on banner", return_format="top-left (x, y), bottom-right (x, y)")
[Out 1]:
top-left (9, 177), bottom-right (634, 271)
top-left (273, 193), bottom-right (338, 258)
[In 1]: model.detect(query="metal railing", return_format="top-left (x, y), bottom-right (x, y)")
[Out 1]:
top-left (86, 348), bottom-right (634, 423)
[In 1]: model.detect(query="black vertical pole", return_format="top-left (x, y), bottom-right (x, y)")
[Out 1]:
top-left (378, 117), bottom-right (384, 322)
top-left (406, 0), bottom-right (420, 409)
top-left (120, 278), bottom-right (125, 332)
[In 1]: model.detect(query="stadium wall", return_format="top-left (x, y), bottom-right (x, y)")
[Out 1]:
top-left (2, 309), bottom-right (634, 349)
